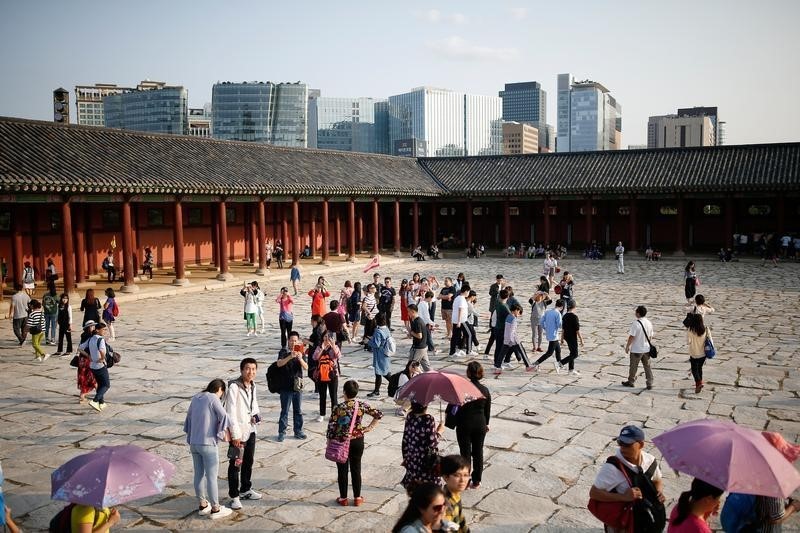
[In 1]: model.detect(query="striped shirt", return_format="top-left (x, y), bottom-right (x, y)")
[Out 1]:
top-left (27, 310), bottom-right (45, 332)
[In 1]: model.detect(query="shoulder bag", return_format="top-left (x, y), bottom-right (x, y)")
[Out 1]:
top-left (325, 400), bottom-right (359, 463)
top-left (637, 320), bottom-right (657, 359)
top-left (704, 328), bottom-right (716, 359)
top-left (588, 457), bottom-right (635, 531)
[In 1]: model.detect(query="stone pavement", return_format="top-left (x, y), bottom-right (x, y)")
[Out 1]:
top-left (1, 256), bottom-right (798, 532)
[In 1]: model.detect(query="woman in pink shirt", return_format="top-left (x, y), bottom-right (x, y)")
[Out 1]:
top-left (338, 281), bottom-right (353, 327)
top-left (667, 477), bottom-right (723, 533)
top-left (275, 287), bottom-right (294, 349)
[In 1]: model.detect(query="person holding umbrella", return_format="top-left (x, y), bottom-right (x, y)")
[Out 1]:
top-left (401, 402), bottom-right (444, 495)
top-left (667, 477), bottom-right (723, 533)
top-left (452, 362), bottom-right (491, 490)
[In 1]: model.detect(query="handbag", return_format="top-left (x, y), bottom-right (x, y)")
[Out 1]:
top-left (682, 306), bottom-right (696, 328)
top-left (637, 319), bottom-right (657, 359)
top-left (292, 376), bottom-right (304, 392)
top-left (325, 400), bottom-right (359, 463)
top-left (704, 329), bottom-right (716, 359)
top-left (69, 355), bottom-right (80, 368)
top-left (444, 404), bottom-right (459, 430)
top-left (588, 457), bottom-right (635, 530)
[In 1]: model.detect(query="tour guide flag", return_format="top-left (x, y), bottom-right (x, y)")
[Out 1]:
top-left (363, 255), bottom-right (381, 273)
top-left (110, 236), bottom-right (117, 250)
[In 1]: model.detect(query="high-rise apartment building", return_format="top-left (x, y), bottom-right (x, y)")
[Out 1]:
top-left (499, 81), bottom-right (548, 150)
top-left (212, 81), bottom-right (308, 147)
top-left (188, 104), bottom-right (212, 138)
top-left (647, 107), bottom-right (722, 148)
top-left (556, 73), bottom-right (622, 152)
top-left (388, 87), bottom-right (502, 157)
top-left (103, 81), bottom-right (188, 135)
top-left (502, 122), bottom-right (539, 155)
top-left (307, 96), bottom-right (389, 154)
top-left (74, 83), bottom-right (135, 126)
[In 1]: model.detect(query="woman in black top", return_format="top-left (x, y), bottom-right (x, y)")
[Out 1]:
top-left (79, 288), bottom-right (101, 327)
top-left (454, 361), bottom-right (491, 489)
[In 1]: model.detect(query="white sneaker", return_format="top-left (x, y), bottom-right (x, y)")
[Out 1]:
top-left (198, 503), bottom-right (213, 516)
top-left (42, 353), bottom-right (52, 362)
top-left (240, 489), bottom-right (262, 500)
top-left (317, 415), bottom-right (324, 423)
top-left (467, 351), bottom-right (479, 357)
top-left (351, 336), bottom-right (361, 343)
top-left (569, 369), bottom-right (581, 376)
top-left (253, 332), bottom-right (259, 337)
top-left (209, 506), bottom-right (233, 520)
top-left (246, 332), bottom-right (252, 337)
top-left (229, 497), bottom-right (242, 510)
top-left (553, 361), bottom-right (562, 374)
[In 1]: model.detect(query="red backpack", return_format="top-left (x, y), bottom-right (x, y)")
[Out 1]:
top-left (112, 300), bottom-right (120, 317)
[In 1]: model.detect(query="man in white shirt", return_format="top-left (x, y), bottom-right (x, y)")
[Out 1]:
top-left (590, 425), bottom-right (666, 533)
top-left (614, 242), bottom-right (625, 274)
top-left (448, 284), bottom-right (471, 358)
top-left (417, 291), bottom-right (436, 354)
top-left (225, 358), bottom-right (262, 510)
top-left (622, 306), bottom-right (655, 390)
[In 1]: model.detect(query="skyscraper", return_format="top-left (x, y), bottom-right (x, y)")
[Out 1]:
top-left (74, 83), bottom-right (135, 127)
top-left (499, 81), bottom-right (548, 150)
top-left (677, 107), bottom-right (724, 145)
top-left (556, 74), bottom-right (622, 152)
top-left (103, 81), bottom-right (188, 135)
top-left (388, 87), bottom-right (502, 157)
top-left (211, 81), bottom-right (308, 147)
top-left (307, 95), bottom-right (389, 154)
top-left (647, 107), bottom-right (719, 149)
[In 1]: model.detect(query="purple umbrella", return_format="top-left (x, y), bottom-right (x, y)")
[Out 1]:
top-left (652, 419), bottom-right (800, 498)
top-left (51, 445), bottom-right (176, 507)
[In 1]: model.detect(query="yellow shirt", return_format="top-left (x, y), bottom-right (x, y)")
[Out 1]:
top-left (71, 505), bottom-right (111, 532)
top-left (687, 329), bottom-right (709, 358)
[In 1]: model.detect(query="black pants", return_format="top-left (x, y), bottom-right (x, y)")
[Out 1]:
top-left (228, 432), bottom-right (256, 498)
top-left (535, 340), bottom-right (562, 365)
top-left (465, 322), bottom-right (478, 348)
top-left (142, 265), bottom-right (153, 279)
top-left (492, 328), bottom-right (505, 369)
top-left (456, 424), bottom-right (486, 484)
top-left (363, 318), bottom-right (376, 339)
top-left (560, 338), bottom-right (579, 370)
top-left (279, 318), bottom-right (293, 348)
top-left (337, 437), bottom-right (364, 498)
top-left (106, 266), bottom-right (116, 282)
top-left (319, 376), bottom-right (338, 417)
top-left (57, 324), bottom-right (73, 353)
top-left (373, 373), bottom-right (392, 393)
top-left (449, 323), bottom-right (464, 355)
top-left (501, 343), bottom-right (531, 367)
top-left (383, 308), bottom-right (393, 329)
top-left (12, 317), bottom-right (27, 344)
top-left (690, 356), bottom-right (706, 383)
top-left (484, 328), bottom-right (496, 354)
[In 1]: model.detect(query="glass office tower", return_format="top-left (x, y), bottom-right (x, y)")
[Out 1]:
top-left (389, 87), bottom-right (501, 157)
top-left (557, 74), bottom-right (622, 152)
top-left (212, 82), bottom-right (308, 147)
top-left (308, 96), bottom-right (389, 154)
top-left (103, 85), bottom-right (188, 135)
top-left (499, 81), bottom-right (547, 149)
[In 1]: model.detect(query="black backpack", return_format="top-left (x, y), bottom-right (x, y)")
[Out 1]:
top-left (609, 457), bottom-right (667, 533)
top-left (266, 362), bottom-right (282, 393)
top-left (387, 370), bottom-right (408, 397)
top-left (49, 503), bottom-right (75, 532)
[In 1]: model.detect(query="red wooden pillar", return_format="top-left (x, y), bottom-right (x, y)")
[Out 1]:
top-left (85, 209), bottom-right (97, 276)
top-left (10, 206), bottom-right (23, 286)
top-left (503, 198), bottom-right (511, 249)
top-left (310, 205), bottom-right (317, 258)
top-left (256, 200), bottom-right (267, 274)
top-left (347, 199), bottom-right (357, 260)
top-left (210, 205), bottom-right (219, 268)
top-left (172, 199), bottom-right (188, 285)
top-left (121, 199), bottom-right (138, 292)
top-left (430, 202), bottom-right (438, 245)
top-left (334, 203), bottom-right (342, 256)
top-left (629, 198), bottom-right (638, 252)
top-left (543, 197), bottom-right (552, 246)
top-left (131, 207), bottom-right (140, 274)
top-left (61, 200), bottom-right (76, 296)
top-left (281, 204), bottom-right (289, 256)
top-left (412, 199), bottom-right (420, 249)
top-left (291, 198), bottom-right (300, 266)
top-left (357, 209), bottom-right (364, 253)
top-left (466, 199), bottom-right (473, 245)
top-left (216, 201), bottom-right (233, 280)
top-left (393, 199), bottom-right (401, 256)
top-left (372, 199), bottom-right (380, 256)
top-left (585, 197), bottom-right (593, 246)
top-left (675, 195), bottom-right (686, 255)
top-left (248, 204), bottom-right (258, 264)
top-left (74, 204), bottom-right (87, 282)
top-left (321, 198), bottom-right (330, 264)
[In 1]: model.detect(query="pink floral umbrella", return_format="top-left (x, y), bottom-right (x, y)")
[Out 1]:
top-left (51, 445), bottom-right (176, 508)
top-left (652, 419), bottom-right (800, 498)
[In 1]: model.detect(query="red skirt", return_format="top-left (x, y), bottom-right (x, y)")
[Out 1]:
top-left (400, 302), bottom-right (409, 322)
top-left (77, 356), bottom-right (97, 394)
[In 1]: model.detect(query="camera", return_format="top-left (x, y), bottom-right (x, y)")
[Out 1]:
top-left (252, 414), bottom-right (261, 424)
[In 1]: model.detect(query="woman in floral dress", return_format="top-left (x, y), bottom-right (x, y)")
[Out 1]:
top-left (401, 402), bottom-right (444, 495)
top-left (76, 321), bottom-right (97, 403)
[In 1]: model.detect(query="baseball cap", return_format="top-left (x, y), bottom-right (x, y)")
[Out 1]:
top-left (617, 425), bottom-right (645, 444)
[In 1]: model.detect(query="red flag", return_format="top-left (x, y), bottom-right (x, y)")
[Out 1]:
top-left (363, 255), bottom-right (381, 273)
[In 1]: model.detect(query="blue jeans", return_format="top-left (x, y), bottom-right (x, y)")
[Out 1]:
top-left (45, 314), bottom-right (57, 341)
top-left (90, 366), bottom-right (110, 404)
top-left (278, 390), bottom-right (304, 436)
top-left (190, 444), bottom-right (220, 506)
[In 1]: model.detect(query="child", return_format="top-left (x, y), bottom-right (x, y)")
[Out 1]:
top-left (558, 300), bottom-right (584, 376)
top-left (439, 455), bottom-right (471, 533)
top-left (102, 288), bottom-right (118, 341)
top-left (54, 293), bottom-right (73, 357)
top-left (499, 303), bottom-right (534, 374)
top-left (290, 262), bottom-right (301, 295)
top-left (27, 300), bottom-right (47, 361)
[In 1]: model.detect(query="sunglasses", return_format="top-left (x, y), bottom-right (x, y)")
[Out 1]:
top-left (430, 504), bottom-right (444, 513)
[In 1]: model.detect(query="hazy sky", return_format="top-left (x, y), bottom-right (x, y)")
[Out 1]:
top-left (1, 0), bottom-right (798, 146)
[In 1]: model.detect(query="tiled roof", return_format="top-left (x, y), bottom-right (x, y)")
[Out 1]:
top-left (418, 143), bottom-right (800, 196)
top-left (0, 117), bottom-right (442, 197)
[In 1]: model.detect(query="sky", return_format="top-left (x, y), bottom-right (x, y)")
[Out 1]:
top-left (1, 0), bottom-right (799, 147)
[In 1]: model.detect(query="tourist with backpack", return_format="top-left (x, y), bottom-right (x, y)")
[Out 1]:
top-left (102, 288), bottom-right (119, 341)
top-left (367, 313), bottom-right (394, 397)
top-left (589, 425), bottom-right (666, 533)
top-left (275, 331), bottom-right (308, 442)
top-left (42, 285), bottom-right (59, 345)
top-left (27, 299), bottom-right (47, 362)
top-left (223, 358), bottom-right (262, 511)
top-left (666, 477), bottom-right (723, 532)
top-left (78, 322), bottom-right (112, 412)
top-left (326, 380), bottom-right (383, 507)
top-left (22, 261), bottom-right (35, 296)
top-left (184, 379), bottom-right (233, 520)
top-left (312, 332), bottom-right (341, 423)
top-left (75, 321), bottom-right (97, 404)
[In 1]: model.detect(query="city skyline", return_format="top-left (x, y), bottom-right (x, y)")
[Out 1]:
top-left (1, 0), bottom-right (798, 147)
